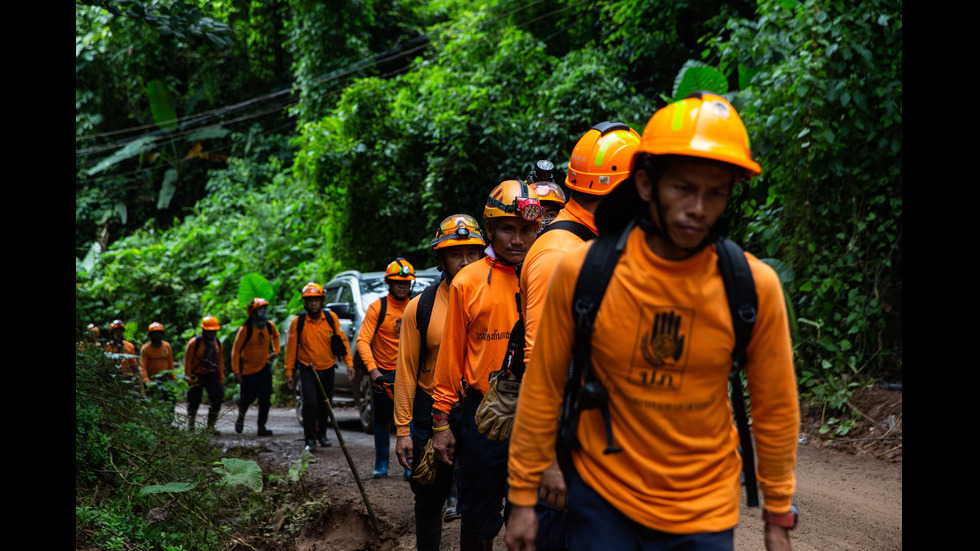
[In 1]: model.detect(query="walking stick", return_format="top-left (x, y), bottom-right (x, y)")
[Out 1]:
top-left (306, 365), bottom-right (380, 533)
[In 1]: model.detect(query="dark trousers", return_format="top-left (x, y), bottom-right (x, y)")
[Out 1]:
top-left (408, 388), bottom-right (459, 551)
top-left (456, 390), bottom-right (510, 540)
top-left (566, 466), bottom-right (734, 551)
top-left (239, 364), bottom-right (273, 429)
top-left (187, 373), bottom-right (223, 428)
top-left (299, 367), bottom-right (335, 440)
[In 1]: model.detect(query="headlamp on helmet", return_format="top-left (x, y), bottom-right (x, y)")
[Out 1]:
top-left (431, 214), bottom-right (486, 250)
top-left (484, 180), bottom-right (541, 222)
top-left (385, 258), bottom-right (416, 281)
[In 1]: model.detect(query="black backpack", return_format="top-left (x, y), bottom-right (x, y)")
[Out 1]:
top-left (415, 284), bottom-right (440, 377)
top-left (556, 220), bottom-right (761, 507)
top-left (296, 310), bottom-right (348, 362)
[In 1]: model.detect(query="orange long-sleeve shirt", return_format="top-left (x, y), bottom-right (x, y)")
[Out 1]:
top-left (432, 256), bottom-right (522, 415)
top-left (284, 311), bottom-right (353, 378)
top-left (520, 199), bottom-right (596, 369)
top-left (140, 341), bottom-right (174, 382)
top-left (105, 340), bottom-right (138, 375)
top-left (508, 227), bottom-right (799, 533)
top-left (183, 336), bottom-right (225, 383)
top-left (231, 322), bottom-right (281, 376)
top-left (356, 295), bottom-right (408, 372)
top-left (394, 281), bottom-right (455, 437)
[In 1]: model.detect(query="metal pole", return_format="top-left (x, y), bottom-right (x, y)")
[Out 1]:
top-left (307, 365), bottom-right (380, 533)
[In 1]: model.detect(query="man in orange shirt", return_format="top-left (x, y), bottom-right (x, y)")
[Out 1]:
top-left (394, 214), bottom-right (485, 551)
top-left (518, 122), bottom-right (641, 551)
top-left (286, 282), bottom-right (354, 452)
top-left (358, 258), bottom-right (415, 478)
top-left (140, 322), bottom-right (175, 382)
top-left (233, 298), bottom-right (281, 437)
top-left (430, 180), bottom-right (541, 550)
top-left (506, 93), bottom-right (799, 551)
top-left (184, 316), bottom-right (225, 431)
top-left (105, 319), bottom-right (138, 376)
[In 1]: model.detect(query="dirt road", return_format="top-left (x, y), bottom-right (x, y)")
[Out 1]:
top-left (206, 404), bottom-right (902, 550)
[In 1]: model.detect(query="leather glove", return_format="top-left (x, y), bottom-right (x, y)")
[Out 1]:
top-left (475, 370), bottom-right (521, 441)
top-left (412, 439), bottom-right (437, 486)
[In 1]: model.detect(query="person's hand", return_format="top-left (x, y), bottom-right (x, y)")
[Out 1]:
top-left (474, 370), bottom-right (520, 440)
top-left (538, 461), bottom-right (567, 510)
top-left (286, 376), bottom-right (295, 391)
top-left (347, 367), bottom-right (355, 382)
top-left (396, 435), bottom-right (414, 470)
top-left (411, 439), bottom-right (438, 486)
top-left (432, 426), bottom-right (456, 465)
top-left (370, 368), bottom-right (383, 391)
top-left (765, 524), bottom-right (792, 551)
top-left (234, 373), bottom-right (243, 385)
top-left (505, 505), bottom-right (538, 551)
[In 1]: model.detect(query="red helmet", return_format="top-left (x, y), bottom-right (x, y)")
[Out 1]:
top-left (385, 258), bottom-right (416, 281)
top-left (201, 316), bottom-right (221, 331)
top-left (301, 282), bottom-right (325, 298)
top-left (246, 297), bottom-right (270, 315)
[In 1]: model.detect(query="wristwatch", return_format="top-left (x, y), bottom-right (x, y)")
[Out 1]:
top-left (763, 504), bottom-right (798, 529)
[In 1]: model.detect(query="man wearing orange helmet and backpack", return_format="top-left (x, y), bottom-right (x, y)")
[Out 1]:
top-left (358, 258), bottom-right (415, 478)
top-left (105, 319), bottom-right (138, 376)
top-left (506, 93), bottom-right (799, 551)
top-left (394, 214), bottom-right (486, 551)
top-left (430, 180), bottom-right (541, 550)
top-left (286, 282), bottom-right (354, 452)
top-left (233, 298), bottom-right (281, 437)
top-left (517, 122), bottom-right (641, 551)
top-left (185, 315), bottom-right (225, 431)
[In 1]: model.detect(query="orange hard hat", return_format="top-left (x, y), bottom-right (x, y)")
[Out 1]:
top-left (431, 214), bottom-right (487, 251)
top-left (484, 180), bottom-right (541, 221)
top-left (385, 258), bottom-right (416, 281)
top-left (147, 322), bottom-right (165, 334)
top-left (566, 121), bottom-right (641, 195)
top-left (246, 297), bottom-right (270, 315)
top-left (635, 92), bottom-right (761, 178)
top-left (301, 282), bottom-right (325, 298)
top-left (201, 315), bottom-right (221, 331)
top-left (86, 323), bottom-right (100, 337)
top-left (109, 319), bottom-right (125, 331)
top-left (531, 181), bottom-right (566, 207)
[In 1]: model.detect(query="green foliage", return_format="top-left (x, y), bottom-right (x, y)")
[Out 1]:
top-left (711, 0), bottom-right (902, 400)
top-left (213, 458), bottom-right (264, 492)
top-left (238, 273), bottom-right (275, 311)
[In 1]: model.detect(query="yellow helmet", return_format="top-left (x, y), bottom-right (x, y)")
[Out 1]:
top-left (531, 181), bottom-right (566, 207)
top-left (385, 258), bottom-right (416, 281)
top-left (431, 214), bottom-right (486, 250)
top-left (566, 121), bottom-right (641, 195)
top-left (484, 179), bottom-right (541, 221)
top-left (636, 92), bottom-right (761, 178)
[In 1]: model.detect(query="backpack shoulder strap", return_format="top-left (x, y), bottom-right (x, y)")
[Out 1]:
top-left (415, 284), bottom-right (440, 380)
top-left (371, 297), bottom-right (388, 351)
top-left (541, 220), bottom-right (597, 242)
top-left (324, 310), bottom-right (338, 333)
top-left (715, 238), bottom-right (760, 507)
top-left (559, 220), bottom-right (633, 457)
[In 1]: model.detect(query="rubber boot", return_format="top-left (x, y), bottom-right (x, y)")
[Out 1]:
top-left (257, 404), bottom-right (272, 436)
top-left (459, 525), bottom-right (493, 551)
top-left (415, 508), bottom-right (443, 551)
top-left (207, 404), bottom-right (219, 432)
top-left (235, 403), bottom-right (247, 434)
top-left (373, 428), bottom-right (390, 478)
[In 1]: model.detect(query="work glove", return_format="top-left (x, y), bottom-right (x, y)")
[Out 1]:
top-left (412, 439), bottom-right (437, 486)
top-left (475, 369), bottom-right (521, 441)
